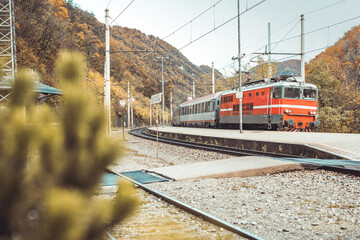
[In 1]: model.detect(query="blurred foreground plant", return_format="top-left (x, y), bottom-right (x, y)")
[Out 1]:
top-left (0, 51), bottom-right (137, 240)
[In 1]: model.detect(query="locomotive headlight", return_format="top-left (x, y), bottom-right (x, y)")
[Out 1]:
top-left (285, 109), bottom-right (292, 113)
top-left (309, 111), bottom-right (316, 115)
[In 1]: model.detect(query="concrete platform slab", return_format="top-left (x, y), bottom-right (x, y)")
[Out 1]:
top-left (151, 156), bottom-right (302, 180)
top-left (149, 127), bottom-right (360, 160)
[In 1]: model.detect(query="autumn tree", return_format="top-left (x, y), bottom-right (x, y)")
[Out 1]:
top-left (250, 56), bottom-right (277, 80)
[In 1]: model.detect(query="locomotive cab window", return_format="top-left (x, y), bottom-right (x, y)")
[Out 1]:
top-left (273, 87), bottom-right (282, 98)
top-left (284, 87), bottom-right (300, 99)
top-left (303, 89), bottom-right (317, 100)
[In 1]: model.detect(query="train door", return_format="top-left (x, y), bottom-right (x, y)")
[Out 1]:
top-left (215, 98), bottom-right (220, 128)
top-left (267, 88), bottom-right (273, 129)
top-left (271, 87), bottom-right (283, 129)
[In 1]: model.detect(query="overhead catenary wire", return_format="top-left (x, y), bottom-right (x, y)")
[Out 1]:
top-left (178, 0), bottom-right (267, 51)
top-left (270, 19), bottom-right (300, 52)
top-left (266, 14), bottom-right (360, 50)
top-left (106, 0), bottom-right (113, 9)
top-left (162, 0), bottom-right (223, 41)
top-left (108, 0), bottom-right (135, 27)
top-left (219, 14), bottom-right (360, 71)
top-left (241, 0), bottom-right (347, 52)
top-left (274, 36), bottom-right (360, 62)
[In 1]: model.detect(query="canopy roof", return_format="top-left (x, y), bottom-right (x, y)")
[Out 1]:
top-left (0, 80), bottom-right (62, 95)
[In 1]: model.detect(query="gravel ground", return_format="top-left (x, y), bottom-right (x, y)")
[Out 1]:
top-left (109, 130), bottom-right (360, 240)
top-left (149, 171), bottom-right (360, 240)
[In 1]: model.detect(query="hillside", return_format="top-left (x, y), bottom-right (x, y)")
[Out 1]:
top-left (274, 59), bottom-right (300, 76)
top-left (14, 0), bottom-right (225, 125)
top-left (306, 25), bottom-right (360, 132)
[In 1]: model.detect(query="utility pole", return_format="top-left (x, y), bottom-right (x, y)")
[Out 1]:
top-left (237, 0), bottom-right (243, 133)
top-left (131, 96), bottom-right (134, 128)
top-left (192, 80), bottom-right (196, 98)
top-left (170, 91), bottom-right (173, 122)
top-left (155, 56), bottom-right (169, 127)
top-left (268, 22), bottom-right (272, 78)
top-left (150, 102), bottom-right (152, 126)
top-left (127, 81), bottom-right (130, 128)
top-left (212, 62), bottom-right (215, 94)
top-left (300, 14), bottom-right (305, 82)
top-left (104, 9), bottom-right (111, 136)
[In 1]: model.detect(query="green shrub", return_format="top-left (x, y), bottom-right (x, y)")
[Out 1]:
top-left (0, 51), bottom-right (137, 240)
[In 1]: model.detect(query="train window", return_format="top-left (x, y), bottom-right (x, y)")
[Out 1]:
top-left (233, 104), bottom-right (239, 111)
top-left (273, 87), bottom-right (282, 98)
top-left (284, 87), bottom-right (300, 99)
top-left (256, 92), bottom-right (259, 96)
top-left (249, 93), bottom-right (252, 97)
top-left (262, 92), bottom-right (264, 96)
top-left (303, 89), bottom-right (317, 100)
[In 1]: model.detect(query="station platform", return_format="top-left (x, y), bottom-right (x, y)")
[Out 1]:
top-left (151, 156), bottom-right (302, 180)
top-left (148, 126), bottom-right (360, 161)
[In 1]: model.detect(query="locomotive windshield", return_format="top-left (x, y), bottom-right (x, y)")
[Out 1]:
top-left (284, 87), bottom-right (300, 99)
top-left (303, 89), bottom-right (317, 100)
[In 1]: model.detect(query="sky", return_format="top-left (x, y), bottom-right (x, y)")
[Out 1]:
top-left (72, 0), bottom-right (360, 75)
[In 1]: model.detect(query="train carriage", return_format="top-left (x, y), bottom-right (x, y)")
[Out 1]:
top-left (174, 91), bottom-right (229, 127)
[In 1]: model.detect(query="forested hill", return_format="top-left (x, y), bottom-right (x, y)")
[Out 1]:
top-left (306, 25), bottom-right (360, 132)
top-left (14, 0), bottom-right (225, 123)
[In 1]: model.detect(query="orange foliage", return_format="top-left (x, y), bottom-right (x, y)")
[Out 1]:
top-left (48, 0), bottom-right (69, 19)
top-left (307, 24), bottom-right (360, 132)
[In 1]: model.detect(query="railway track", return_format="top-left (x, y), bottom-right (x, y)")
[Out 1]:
top-left (106, 169), bottom-right (263, 240)
top-left (107, 127), bottom-right (360, 239)
top-left (130, 127), bottom-right (360, 176)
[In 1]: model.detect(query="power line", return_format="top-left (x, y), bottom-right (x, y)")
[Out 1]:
top-left (269, 14), bottom-right (360, 49)
top-left (274, 35), bottom-right (360, 62)
top-left (271, 19), bottom-right (300, 52)
top-left (220, 14), bottom-right (360, 72)
top-left (178, 0), bottom-right (267, 51)
top-left (242, 0), bottom-right (347, 52)
top-left (162, 0), bottom-right (223, 41)
top-left (108, 0), bottom-right (135, 26)
top-left (304, 0), bottom-right (346, 16)
top-left (106, 0), bottom-right (113, 9)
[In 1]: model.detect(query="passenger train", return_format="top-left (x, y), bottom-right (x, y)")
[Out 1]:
top-left (172, 76), bottom-right (320, 131)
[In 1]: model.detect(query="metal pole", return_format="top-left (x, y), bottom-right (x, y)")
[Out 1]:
top-left (122, 122), bottom-right (125, 140)
top-left (131, 96), bottom-right (134, 128)
top-left (156, 104), bottom-right (159, 159)
top-left (300, 14), bottom-right (305, 82)
top-left (127, 81), bottom-right (130, 128)
top-left (193, 80), bottom-right (195, 99)
top-left (150, 102), bottom-right (152, 126)
top-left (104, 9), bottom-right (111, 136)
top-left (212, 62), bottom-right (215, 94)
top-left (170, 91), bottom-right (173, 123)
top-left (237, 0), bottom-right (243, 133)
top-left (268, 22), bottom-right (272, 78)
top-left (155, 56), bottom-right (168, 127)
top-left (161, 58), bottom-right (165, 127)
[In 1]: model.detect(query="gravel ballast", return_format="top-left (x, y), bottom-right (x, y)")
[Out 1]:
top-left (110, 130), bottom-right (360, 240)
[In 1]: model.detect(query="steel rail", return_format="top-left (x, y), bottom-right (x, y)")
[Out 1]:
top-left (106, 168), bottom-right (263, 240)
top-left (129, 128), bottom-right (360, 176)
top-left (130, 128), bottom-right (307, 159)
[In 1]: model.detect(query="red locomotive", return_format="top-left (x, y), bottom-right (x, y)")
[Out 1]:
top-left (173, 76), bottom-right (320, 131)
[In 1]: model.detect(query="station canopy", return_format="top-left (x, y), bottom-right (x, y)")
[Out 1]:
top-left (0, 78), bottom-right (62, 103)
